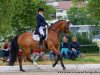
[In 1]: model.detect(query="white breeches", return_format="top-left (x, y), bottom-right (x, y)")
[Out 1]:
top-left (39, 26), bottom-right (45, 36)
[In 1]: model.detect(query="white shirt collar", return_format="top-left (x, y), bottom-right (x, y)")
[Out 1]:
top-left (39, 13), bottom-right (44, 17)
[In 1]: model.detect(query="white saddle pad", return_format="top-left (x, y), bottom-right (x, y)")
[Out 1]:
top-left (33, 32), bottom-right (48, 41)
top-left (33, 34), bottom-right (40, 41)
top-left (33, 27), bottom-right (48, 41)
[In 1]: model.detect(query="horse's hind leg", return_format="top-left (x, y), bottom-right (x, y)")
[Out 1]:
top-left (18, 51), bottom-right (25, 72)
top-left (23, 47), bottom-right (38, 67)
top-left (24, 47), bottom-right (33, 63)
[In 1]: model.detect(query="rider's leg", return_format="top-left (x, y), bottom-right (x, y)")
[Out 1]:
top-left (39, 27), bottom-right (46, 48)
top-left (39, 35), bottom-right (45, 48)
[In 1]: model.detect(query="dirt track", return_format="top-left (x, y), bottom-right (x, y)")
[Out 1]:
top-left (1, 72), bottom-right (100, 75)
top-left (0, 64), bottom-right (100, 75)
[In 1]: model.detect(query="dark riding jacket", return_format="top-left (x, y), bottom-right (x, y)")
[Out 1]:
top-left (35, 14), bottom-right (47, 34)
top-left (70, 42), bottom-right (80, 51)
top-left (60, 42), bottom-right (70, 49)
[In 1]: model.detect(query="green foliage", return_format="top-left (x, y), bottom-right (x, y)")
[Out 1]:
top-left (11, 0), bottom-right (55, 34)
top-left (67, 0), bottom-right (100, 25)
top-left (75, 58), bottom-right (96, 62)
top-left (67, 6), bottom-right (98, 25)
top-left (11, 0), bottom-right (35, 34)
top-left (87, 0), bottom-right (100, 23)
top-left (0, 0), bottom-right (13, 36)
top-left (76, 33), bottom-right (92, 45)
top-left (80, 45), bottom-right (99, 53)
top-left (0, 0), bottom-right (56, 36)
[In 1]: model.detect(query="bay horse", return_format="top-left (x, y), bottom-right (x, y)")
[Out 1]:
top-left (9, 20), bottom-right (70, 72)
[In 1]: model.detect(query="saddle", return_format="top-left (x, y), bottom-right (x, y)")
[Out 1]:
top-left (33, 32), bottom-right (48, 50)
top-left (33, 26), bottom-right (48, 41)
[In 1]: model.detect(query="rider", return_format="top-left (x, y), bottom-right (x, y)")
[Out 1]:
top-left (35, 8), bottom-right (48, 48)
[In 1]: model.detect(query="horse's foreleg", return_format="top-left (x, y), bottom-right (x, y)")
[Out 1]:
top-left (52, 54), bottom-right (66, 70)
top-left (59, 55), bottom-right (66, 70)
top-left (48, 45), bottom-right (60, 68)
top-left (18, 51), bottom-right (25, 72)
top-left (52, 54), bottom-right (59, 67)
top-left (56, 47), bottom-right (66, 70)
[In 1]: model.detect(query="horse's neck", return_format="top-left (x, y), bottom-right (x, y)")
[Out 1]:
top-left (50, 24), bottom-right (62, 33)
top-left (48, 29), bottom-right (60, 41)
top-left (48, 23), bottom-right (62, 40)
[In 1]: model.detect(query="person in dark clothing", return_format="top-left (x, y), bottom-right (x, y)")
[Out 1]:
top-left (1, 39), bottom-right (9, 62)
top-left (60, 37), bottom-right (70, 59)
top-left (34, 8), bottom-right (48, 48)
top-left (69, 37), bottom-right (80, 60)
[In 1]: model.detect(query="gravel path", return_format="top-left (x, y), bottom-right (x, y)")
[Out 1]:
top-left (0, 64), bottom-right (100, 75)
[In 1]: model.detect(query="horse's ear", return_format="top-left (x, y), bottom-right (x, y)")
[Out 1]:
top-left (66, 20), bottom-right (70, 24)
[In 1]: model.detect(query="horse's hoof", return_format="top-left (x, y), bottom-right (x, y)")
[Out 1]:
top-left (52, 63), bottom-right (55, 68)
top-left (33, 61), bottom-right (38, 66)
top-left (8, 62), bottom-right (14, 66)
top-left (20, 69), bottom-right (25, 72)
top-left (63, 67), bottom-right (66, 70)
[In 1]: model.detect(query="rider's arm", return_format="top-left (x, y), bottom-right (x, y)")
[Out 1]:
top-left (36, 15), bottom-right (46, 27)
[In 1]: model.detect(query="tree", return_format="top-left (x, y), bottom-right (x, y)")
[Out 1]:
top-left (67, 0), bottom-right (100, 25)
top-left (67, 6), bottom-right (93, 25)
top-left (0, 0), bottom-right (14, 36)
top-left (11, 0), bottom-right (55, 34)
top-left (0, 0), bottom-right (56, 36)
top-left (87, 0), bottom-right (100, 24)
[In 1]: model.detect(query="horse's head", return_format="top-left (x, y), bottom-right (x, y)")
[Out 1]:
top-left (62, 20), bottom-right (70, 34)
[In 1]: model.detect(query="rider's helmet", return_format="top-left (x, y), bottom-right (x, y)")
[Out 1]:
top-left (38, 8), bottom-right (44, 12)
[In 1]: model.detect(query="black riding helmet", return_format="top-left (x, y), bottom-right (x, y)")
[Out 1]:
top-left (38, 8), bottom-right (44, 12)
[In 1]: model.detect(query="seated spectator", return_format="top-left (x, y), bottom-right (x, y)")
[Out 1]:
top-left (69, 37), bottom-right (80, 60)
top-left (31, 49), bottom-right (44, 66)
top-left (60, 37), bottom-right (70, 59)
top-left (1, 38), bottom-right (9, 62)
top-left (49, 37), bottom-right (70, 60)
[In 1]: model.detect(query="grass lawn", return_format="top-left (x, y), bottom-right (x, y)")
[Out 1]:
top-left (0, 55), bottom-right (100, 66)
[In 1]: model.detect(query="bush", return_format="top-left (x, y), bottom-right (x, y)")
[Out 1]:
top-left (80, 45), bottom-right (99, 53)
top-left (0, 50), bottom-right (2, 57)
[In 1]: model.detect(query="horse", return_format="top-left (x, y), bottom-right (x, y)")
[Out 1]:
top-left (9, 20), bottom-right (70, 72)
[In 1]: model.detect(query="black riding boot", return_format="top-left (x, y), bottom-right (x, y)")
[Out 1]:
top-left (39, 35), bottom-right (45, 48)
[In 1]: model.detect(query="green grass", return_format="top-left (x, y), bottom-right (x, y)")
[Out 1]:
top-left (65, 56), bottom-right (100, 64)
top-left (0, 55), bottom-right (100, 66)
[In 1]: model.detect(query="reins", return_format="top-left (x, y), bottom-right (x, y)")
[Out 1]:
top-left (49, 28), bottom-right (61, 34)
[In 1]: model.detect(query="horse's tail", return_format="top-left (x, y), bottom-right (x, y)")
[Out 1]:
top-left (9, 35), bottom-right (19, 66)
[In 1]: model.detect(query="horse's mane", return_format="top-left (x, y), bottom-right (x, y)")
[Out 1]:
top-left (49, 20), bottom-right (65, 28)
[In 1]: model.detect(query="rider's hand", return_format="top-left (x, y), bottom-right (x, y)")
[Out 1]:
top-left (45, 25), bottom-right (49, 28)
